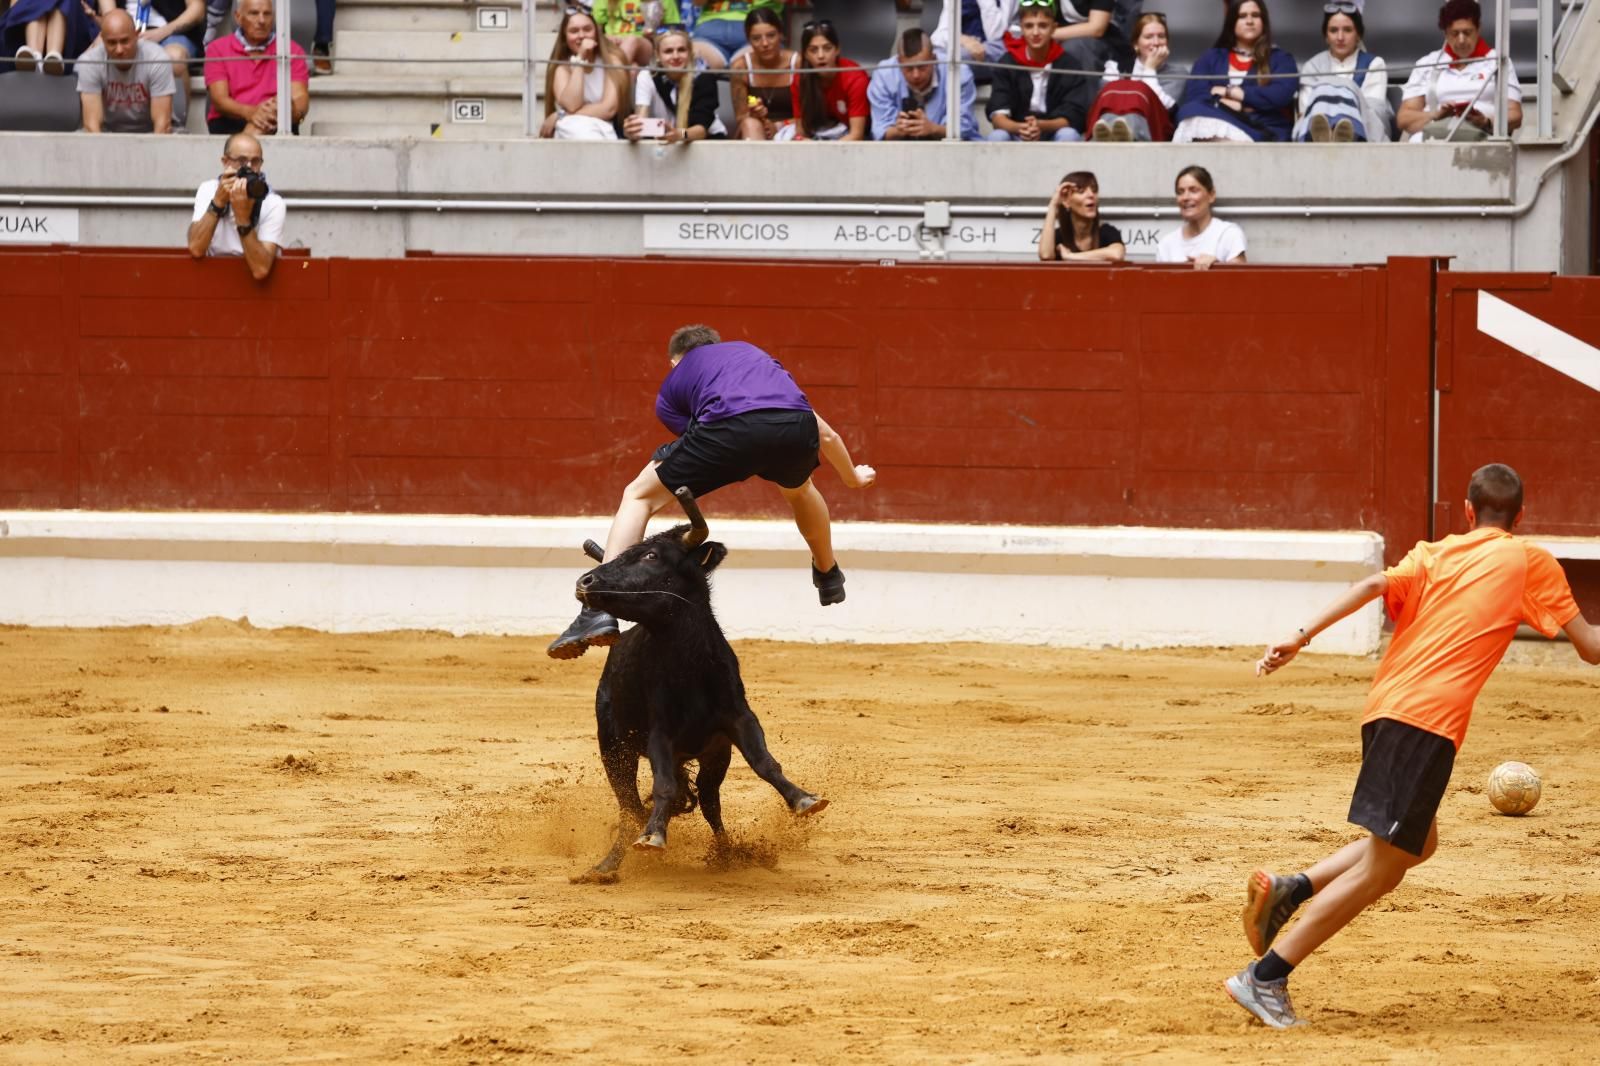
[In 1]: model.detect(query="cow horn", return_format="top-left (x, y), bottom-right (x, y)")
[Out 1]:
top-left (675, 486), bottom-right (708, 549)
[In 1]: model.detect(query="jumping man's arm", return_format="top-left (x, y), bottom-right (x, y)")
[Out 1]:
top-left (814, 413), bottom-right (875, 489)
top-left (1564, 613), bottom-right (1600, 665)
top-left (1256, 572), bottom-right (1388, 676)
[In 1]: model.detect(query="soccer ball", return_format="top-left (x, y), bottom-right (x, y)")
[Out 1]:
top-left (1487, 761), bottom-right (1542, 815)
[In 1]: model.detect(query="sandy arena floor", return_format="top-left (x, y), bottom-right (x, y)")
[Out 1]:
top-left (2, 623), bottom-right (1598, 1064)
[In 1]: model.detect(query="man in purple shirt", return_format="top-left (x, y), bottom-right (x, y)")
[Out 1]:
top-left (549, 324), bottom-right (877, 659)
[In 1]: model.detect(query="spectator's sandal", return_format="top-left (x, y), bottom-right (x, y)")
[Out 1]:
top-left (812, 564), bottom-right (846, 606)
top-left (311, 42), bottom-right (333, 77)
top-left (41, 51), bottom-right (65, 76)
top-left (13, 46), bottom-right (40, 73)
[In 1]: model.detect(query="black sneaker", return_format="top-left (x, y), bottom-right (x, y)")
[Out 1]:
top-left (546, 607), bottom-right (619, 659)
top-left (812, 564), bottom-right (846, 606)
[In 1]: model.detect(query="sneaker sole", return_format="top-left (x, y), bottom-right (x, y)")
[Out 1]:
top-left (1223, 975), bottom-right (1304, 1029)
top-left (1242, 868), bottom-right (1273, 956)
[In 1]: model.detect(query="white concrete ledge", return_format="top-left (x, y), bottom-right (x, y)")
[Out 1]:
top-left (0, 511), bottom-right (1386, 654)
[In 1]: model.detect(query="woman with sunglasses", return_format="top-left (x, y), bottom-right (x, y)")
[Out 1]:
top-left (591, 0), bottom-right (682, 67)
top-left (541, 7), bottom-right (632, 140)
top-left (693, 0), bottom-right (785, 71)
top-left (789, 20), bottom-right (869, 142)
top-left (1396, 0), bottom-right (1521, 142)
top-left (1088, 11), bottom-right (1185, 142)
top-left (729, 8), bottom-right (799, 141)
top-left (624, 26), bottom-right (728, 143)
top-left (1172, 0), bottom-right (1298, 143)
top-left (1038, 171), bottom-right (1126, 263)
top-left (1294, 2), bottom-right (1391, 143)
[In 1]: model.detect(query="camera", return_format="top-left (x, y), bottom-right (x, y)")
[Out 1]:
top-left (233, 165), bottom-right (269, 201)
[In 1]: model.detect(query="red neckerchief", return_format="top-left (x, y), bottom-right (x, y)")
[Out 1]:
top-left (1228, 50), bottom-right (1254, 74)
top-left (1447, 35), bottom-right (1493, 69)
top-left (1004, 31), bottom-right (1063, 70)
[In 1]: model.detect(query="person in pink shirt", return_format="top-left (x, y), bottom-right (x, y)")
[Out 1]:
top-left (202, 0), bottom-right (309, 136)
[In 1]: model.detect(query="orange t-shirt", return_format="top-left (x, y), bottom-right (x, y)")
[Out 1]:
top-left (1364, 527), bottom-right (1579, 750)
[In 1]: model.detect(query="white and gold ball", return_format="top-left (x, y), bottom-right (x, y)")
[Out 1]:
top-left (1487, 760), bottom-right (1542, 816)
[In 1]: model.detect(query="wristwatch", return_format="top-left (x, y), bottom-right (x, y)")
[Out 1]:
top-left (210, 200), bottom-right (229, 218)
top-left (236, 222), bottom-right (256, 237)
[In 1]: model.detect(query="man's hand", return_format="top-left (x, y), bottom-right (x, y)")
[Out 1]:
top-left (959, 34), bottom-right (984, 62)
top-left (1020, 115), bottom-right (1040, 142)
top-left (1255, 634), bottom-right (1306, 677)
top-left (843, 464), bottom-right (876, 489)
top-left (228, 176), bottom-right (254, 224)
top-left (899, 108), bottom-right (928, 138)
top-left (248, 96), bottom-right (279, 133)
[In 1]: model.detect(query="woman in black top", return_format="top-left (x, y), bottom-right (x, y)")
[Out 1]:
top-left (730, 8), bottom-right (799, 140)
top-left (1038, 171), bottom-right (1127, 262)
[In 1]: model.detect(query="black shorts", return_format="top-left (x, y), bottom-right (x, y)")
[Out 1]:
top-left (1347, 718), bottom-right (1456, 856)
top-left (652, 410), bottom-right (820, 499)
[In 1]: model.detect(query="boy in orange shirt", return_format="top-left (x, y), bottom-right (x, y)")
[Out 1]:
top-left (1225, 463), bottom-right (1600, 1028)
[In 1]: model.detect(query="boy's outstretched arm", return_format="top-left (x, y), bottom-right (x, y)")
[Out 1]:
top-left (1256, 572), bottom-right (1389, 677)
top-left (1564, 613), bottom-right (1600, 665)
top-left (815, 413), bottom-right (876, 489)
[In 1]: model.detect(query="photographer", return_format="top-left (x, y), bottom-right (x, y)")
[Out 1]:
top-left (867, 28), bottom-right (980, 141)
top-left (186, 131), bottom-right (285, 280)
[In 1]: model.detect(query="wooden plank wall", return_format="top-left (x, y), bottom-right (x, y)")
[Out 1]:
top-left (2, 250), bottom-right (1419, 532)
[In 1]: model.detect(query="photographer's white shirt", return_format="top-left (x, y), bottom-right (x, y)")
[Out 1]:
top-left (1156, 217), bottom-right (1246, 264)
top-left (191, 179), bottom-right (287, 256)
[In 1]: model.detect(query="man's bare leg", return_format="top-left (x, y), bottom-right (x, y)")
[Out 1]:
top-left (602, 461), bottom-right (676, 561)
top-left (778, 478), bottom-right (835, 572)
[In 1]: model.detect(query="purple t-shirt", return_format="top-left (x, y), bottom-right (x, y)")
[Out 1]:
top-left (654, 341), bottom-right (811, 435)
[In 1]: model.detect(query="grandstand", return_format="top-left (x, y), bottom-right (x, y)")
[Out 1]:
top-left (0, 0), bottom-right (1594, 270)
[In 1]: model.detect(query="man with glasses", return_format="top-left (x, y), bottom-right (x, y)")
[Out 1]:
top-left (185, 131), bottom-right (286, 281)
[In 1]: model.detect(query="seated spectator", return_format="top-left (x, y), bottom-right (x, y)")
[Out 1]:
top-left (1172, 0), bottom-right (1297, 143)
top-left (1038, 171), bottom-right (1126, 263)
top-left (868, 27), bottom-right (980, 141)
top-left (202, 0), bottom-right (309, 136)
top-left (592, 0), bottom-right (680, 67)
top-left (1088, 10), bottom-right (1183, 141)
top-left (985, 1), bottom-right (1086, 143)
top-left (1052, 0), bottom-right (1133, 114)
top-left (540, 7), bottom-right (630, 140)
top-left (1397, 0), bottom-right (1520, 142)
top-left (693, 0), bottom-right (784, 72)
top-left (729, 8), bottom-right (797, 141)
top-left (1156, 165), bottom-right (1246, 270)
top-left (789, 19), bottom-right (868, 141)
top-left (930, 0), bottom-right (1018, 84)
top-left (186, 131), bottom-right (285, 281)
top-left (4, 0), bottom-right (97, 74)
top-left (93, 0), bottom-right (203, 130)
top-left (1294, 2), bottom-right (1390, 143)
top-left (623, 26), bottom-right (726, 143)
top-left (77, 9), bottom-right (175, 132)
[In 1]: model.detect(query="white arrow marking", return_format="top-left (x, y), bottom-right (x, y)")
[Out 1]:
top-left (1476, 290), bottom-right (1600, 394)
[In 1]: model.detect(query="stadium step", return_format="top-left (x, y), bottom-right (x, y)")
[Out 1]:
top-left (301, 119), bottom-right (526, 140)
top-left (337, 0), bottom-right (531, 35)
top-left (309, 77), bottom-right (528, 130)
top-left (331, 29), bottom-right (552, 79)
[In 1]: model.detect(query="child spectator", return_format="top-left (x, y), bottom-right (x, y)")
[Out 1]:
top-left (930, 0), bottom-right (1019, 84)
top-left (1038, 171), bottom-right (1126, 263)
top-left (1088, 11), bottom-right (1184, 142)
top-left (1396, 0), bottom-right (1519, 142)
top-left (5, 0), bottom-right (97, 74)
top-left (789, 19), bottom-right (869, 141)
top-left (592, 0), bottom-right (681, 67)
top-left (1172, 0), bottom-right (1297, 143)
top-left (202, 0), bottom-right (309, 136)
top-left (77, 8), bottom-right (176, 132)
top-left (729, 8), bottom-right (798, 141)
top-left (693, 0), bottom-right (783, 71)
top-left (1051, 0), bottom-right (1133, 116)
top-left (985, 0), bottom-right (1087, 142)
top-left (1295, 2), bottom-right (1389, 142)
top-left (623, 26), bottom-right (727, 143)
top-left (541, 7), bottom-right (631, 140)
top-left (1156, 165), bottom-right (1246, 270)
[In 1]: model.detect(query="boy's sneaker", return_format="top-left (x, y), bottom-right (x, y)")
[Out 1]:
top-left (1224, 962), bottom-right (1306, 1029)
top-left (546, 607), bottom-right (619, 659)
top-left (1243, 869), bottom-right (1302, 955)
top-left (812, 564), bottom-right (846, 606)
top-left (1093, 118), bottom-right (1113, 142)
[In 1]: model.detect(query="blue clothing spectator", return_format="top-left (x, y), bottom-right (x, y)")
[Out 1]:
top-left (931, 0), bottom-right (1018, 84)
top-left (867, 31), bottom-right (980, 141)
top-left (1172, 44), bottom-right (1297, 142)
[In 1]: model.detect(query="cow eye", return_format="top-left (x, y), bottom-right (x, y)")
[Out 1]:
top-left (643, 550), bottom-right (657, 561)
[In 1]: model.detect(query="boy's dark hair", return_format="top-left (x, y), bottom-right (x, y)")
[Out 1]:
top-left (1438, 0), bottom-right (1482, 31)
top-left (1467, 463), bottom-right (1523, 528)
top-left (668, 324), bottom-right (721, 360)
top-left (899, 27), bottom-right (928, 57)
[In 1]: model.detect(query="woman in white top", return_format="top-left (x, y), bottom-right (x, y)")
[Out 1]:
top-left (1156, 166), bottom-right (1247, 271)
top-left (1294, 2), bottom-right (1391, 143)
top-left (623, 27), bottom-right (729, 144)
top-left (540, 8), bottom-right (630, 140)
top-left (1396, 0), bottom-right (1521, 142)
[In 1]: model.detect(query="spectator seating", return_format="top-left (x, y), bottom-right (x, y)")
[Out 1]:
top-left (0, 69), bottom-right (81, 132)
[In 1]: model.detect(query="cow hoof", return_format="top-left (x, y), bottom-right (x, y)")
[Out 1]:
top-left (793, 794), bottom-right (829, 817)
top-left (633, 832), bottom-right (667, 852)
top-left (569, 868), bottom-right (619, 885)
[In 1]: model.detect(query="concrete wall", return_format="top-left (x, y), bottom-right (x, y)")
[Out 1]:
top-left (0, 133), bottom-right (1588, 272)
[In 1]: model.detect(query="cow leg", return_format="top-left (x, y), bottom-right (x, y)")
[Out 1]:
top-left (634, 728), bottom-right (680, 852)
top-left (574, 722), bottom-right (648, 884)
top-left (696, 739), bottom-right (733, 838)
top-left (731, 712), bottom-right (828, 816)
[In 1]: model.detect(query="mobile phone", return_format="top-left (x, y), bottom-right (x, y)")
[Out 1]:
top-left (637, 116), bottom-right (668, 138)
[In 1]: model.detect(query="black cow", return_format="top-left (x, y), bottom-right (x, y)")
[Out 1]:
top-left (570, 488), bottom-right (828, 883)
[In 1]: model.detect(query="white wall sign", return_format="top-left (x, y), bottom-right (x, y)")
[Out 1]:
top-left (0, 208), bottom-right (79, 244)
top-left (642, 213), bottom-right (1163, 259)
top-left (477, 7), bottom-right (510, 30)
top-left (451, 98), bottom-right (487, 123)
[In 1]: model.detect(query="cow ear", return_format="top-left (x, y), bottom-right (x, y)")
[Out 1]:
top-left (696, 541), bottom-right (727, 573)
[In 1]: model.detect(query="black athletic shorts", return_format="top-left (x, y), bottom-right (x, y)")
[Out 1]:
top-left (652, 409), bottom-right (820, 498)
top-left (1347, 717), bottom-right (1456, 856)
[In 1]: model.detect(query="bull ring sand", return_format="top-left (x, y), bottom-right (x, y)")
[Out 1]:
top-left (4, 622), bottom-right (1599, 1063)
